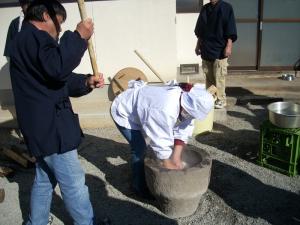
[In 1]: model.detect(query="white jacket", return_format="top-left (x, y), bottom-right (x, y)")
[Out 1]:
top-left (111, 80), bottom-right (194, 159)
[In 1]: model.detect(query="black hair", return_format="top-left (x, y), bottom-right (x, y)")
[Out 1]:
top-left (24, 0), bottom-right (67, 23)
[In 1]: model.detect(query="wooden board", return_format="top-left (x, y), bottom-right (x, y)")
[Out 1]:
top-left (0, 189), bottom-right (4, 203)
top-left (1, 147), bottom-right (35, 168)
top-left (11, 145), bottom-right (36, 163)
top-left (2, 148), bottom-right (28, 168)
top-left (111, 67), bottom-right (147, 97)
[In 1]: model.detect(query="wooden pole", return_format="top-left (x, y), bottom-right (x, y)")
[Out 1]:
top-left (77, 0), bottom-right (99, 77)
top-left (134, 50), bottom-right (164, 83)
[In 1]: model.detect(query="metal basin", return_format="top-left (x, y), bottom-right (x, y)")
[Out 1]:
top-left (267, 102), bottom-right (300, 128)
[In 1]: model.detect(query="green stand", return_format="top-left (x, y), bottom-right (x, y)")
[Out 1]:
top-left (258, 120), bottom-right (300, 177)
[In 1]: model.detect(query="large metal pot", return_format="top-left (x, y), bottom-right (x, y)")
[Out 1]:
top-left (267, 102), bottom-right (300, 128)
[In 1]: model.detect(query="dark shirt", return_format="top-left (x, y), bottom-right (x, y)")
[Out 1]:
top-left (9, 22), bottom-right (91, 157)
top-left (4, 17), bottom-right (20, 57)
top-left (194, 0), bottom-right (237, 61)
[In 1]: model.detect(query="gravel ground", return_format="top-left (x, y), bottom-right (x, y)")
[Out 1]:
top-left (0, 103), bottom-right (300, 225)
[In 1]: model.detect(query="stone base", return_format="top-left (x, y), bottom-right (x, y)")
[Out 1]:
top-left (158, 196), bottom-right (202, 219)
top-left (144, 148), bottom-right (212, 218)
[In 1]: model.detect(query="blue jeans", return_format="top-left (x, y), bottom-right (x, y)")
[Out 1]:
top-left (26, 150), bottom-right (94, 225)
top-left (115, 124), bottom-right (148, 193)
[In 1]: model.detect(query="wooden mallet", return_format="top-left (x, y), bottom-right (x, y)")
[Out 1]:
top-left (134, 50), bottom-right (165, 83)
top-left (77, 0), bottom-right (99, 77)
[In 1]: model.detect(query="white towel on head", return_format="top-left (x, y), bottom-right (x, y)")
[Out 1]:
top-left (181, 85), bottom-right (214, 120)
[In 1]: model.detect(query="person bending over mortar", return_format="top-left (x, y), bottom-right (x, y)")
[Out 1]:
top-left (111, 80), bottom-right (214, 199)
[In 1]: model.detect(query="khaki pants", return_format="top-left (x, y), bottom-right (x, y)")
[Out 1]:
top-left (202, 58), bottom-right (228, 103)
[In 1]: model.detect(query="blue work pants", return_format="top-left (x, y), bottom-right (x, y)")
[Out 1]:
top-left (115, 124), bottom-right (148, 194)
top-left (26, 149), bottom-right (94, 225)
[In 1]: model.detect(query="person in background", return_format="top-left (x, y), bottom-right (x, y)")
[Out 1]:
top-left (195, 0), bottom-right (237, 109)
top-left (9, 0), bottom-right (105, 224)
top-left (111, 80), bottom-right (213, 199)
top-left (4, 0), bottom-right (34, 57)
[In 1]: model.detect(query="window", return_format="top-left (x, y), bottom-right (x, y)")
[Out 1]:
top-left (0, 0), bottom-right (19, 7)
top-left (0, 0), bottom-right (112, 8)
top-left (176, 0), bottom-right (202, 13)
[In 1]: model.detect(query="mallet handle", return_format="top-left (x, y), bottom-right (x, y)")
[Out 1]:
top-left (134, 50), bottom-right (164, 83)
top-left (77, 0), bottom-right (99, 77)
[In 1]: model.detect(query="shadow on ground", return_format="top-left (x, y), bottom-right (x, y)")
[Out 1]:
top-left (195, 106), bottom-right (266, 162)
top-left (79, 134), bottom-right (178, 225)
top-left (78, 134), bottom-right (132, 198)
top-left (0, 128), bottom-right (73, 224)
top-left (210, 160), bottom-right (300, 225)
top-left (226, 87), bottom-right (283, 105)
top-left (0, 129), bottom-right (177, 225)
top-left (87, 174), bottom-right (177, 225)
top-left (196, 87), bottom-right (282, 162)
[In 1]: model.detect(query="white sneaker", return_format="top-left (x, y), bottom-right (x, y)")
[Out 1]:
top-left (47, 215), bottom-right (53, 225)
top-left (215, 100), bottom-right (226, 109)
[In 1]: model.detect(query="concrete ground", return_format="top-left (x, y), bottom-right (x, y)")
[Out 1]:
top-left (226, 72), bottom-right (300, 105)
top-left (180, 71), bottom-right (300, 105)
top-left (0, 72), bottom-right (300, 225)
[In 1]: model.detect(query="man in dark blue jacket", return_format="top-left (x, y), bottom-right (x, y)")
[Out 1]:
top-left (9, 1), bottom-right (104, 224)
top-left (195, 0), bottom-right (237, 109)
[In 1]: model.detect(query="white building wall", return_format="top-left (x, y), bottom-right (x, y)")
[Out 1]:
top-left (0, 7), bottom-right (16, 90)
top-left (175, 0), bottom-right (209, 67)
top-left (175, 13), bottom-right (200, 66)
top-left (0, 0), bottom-right (178, 127)
top-left (0, 0), bottom-right (177, 90)
top-left (0, 0), bottom-right (212, 128)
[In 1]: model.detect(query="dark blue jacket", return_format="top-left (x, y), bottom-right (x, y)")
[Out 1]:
top-left (195, 0), bottom-right (237, 61)
top-left (9, 22), bottom-right (92, 157)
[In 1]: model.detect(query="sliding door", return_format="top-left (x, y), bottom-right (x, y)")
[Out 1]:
top-left (259, 0), bottom-right (300, 70)
top-left (226, 0), bottom-right (259, 69)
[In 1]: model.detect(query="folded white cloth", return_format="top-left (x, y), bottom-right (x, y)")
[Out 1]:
top-left (181, 85), bottom-right (214, 120)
